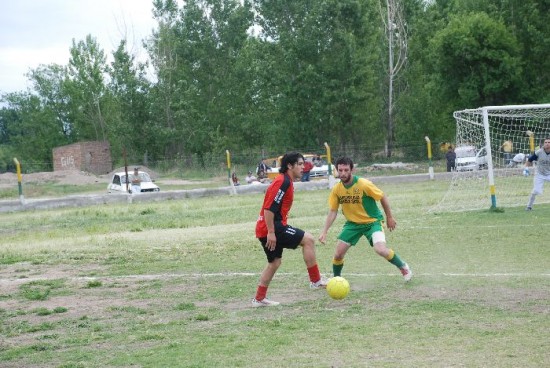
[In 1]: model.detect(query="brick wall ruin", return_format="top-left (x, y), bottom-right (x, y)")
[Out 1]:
top-left (52, 141), bottom-right (112, 174)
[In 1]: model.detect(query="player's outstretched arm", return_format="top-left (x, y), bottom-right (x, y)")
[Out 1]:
top-left (319, 209), bottom-right (338, 244)
top-left (380, 195), bottom-right (396, 231)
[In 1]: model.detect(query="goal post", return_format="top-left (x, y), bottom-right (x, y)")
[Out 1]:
top-left (433, 103), bottom-right (550, 212)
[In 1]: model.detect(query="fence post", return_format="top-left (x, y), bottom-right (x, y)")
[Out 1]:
top-left (13, 158), bottom-right (25, 204)
top-left (424, 137), bottom-right (434, 180)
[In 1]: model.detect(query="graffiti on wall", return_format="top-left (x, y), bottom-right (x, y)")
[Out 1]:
top-left (60, 156), bottom-right (76, 169)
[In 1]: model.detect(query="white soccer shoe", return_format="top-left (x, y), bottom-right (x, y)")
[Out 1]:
top-left (252, 298), bottom-right (280, 307)
top-left (309, 276), bottom-right (328, 289)
top-left (400, 263), bottom-right (413, 282)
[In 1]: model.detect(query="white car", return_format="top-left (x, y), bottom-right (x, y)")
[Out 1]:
top-left (265, 154), bottom-right (336, 180)
top-left (107, 171), bottom-right (160, 193)
top-left (307, 156), bottom-right (336, 178)
top-left (455, 145), bottom-right (488, 172)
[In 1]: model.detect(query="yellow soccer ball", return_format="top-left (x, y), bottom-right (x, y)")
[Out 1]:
top-left (326, 276), bottom-right (350, 300)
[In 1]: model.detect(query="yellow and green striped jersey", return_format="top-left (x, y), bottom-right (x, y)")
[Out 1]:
top-left (328, 176), bottom-right (383, 224)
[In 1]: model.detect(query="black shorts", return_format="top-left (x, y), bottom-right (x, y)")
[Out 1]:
top-left (258, 223), bottom-right (305, 263)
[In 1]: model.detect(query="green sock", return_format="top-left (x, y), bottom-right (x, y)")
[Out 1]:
top-left (387, 249), bottom-right (405, 268)
top-left (333, 259), bottom-right (344, 277)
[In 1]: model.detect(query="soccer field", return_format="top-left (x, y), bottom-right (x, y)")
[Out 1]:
top-left (1, 180), bottom-right (549, 367)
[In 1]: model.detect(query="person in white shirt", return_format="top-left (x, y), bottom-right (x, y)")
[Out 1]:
top-left (130, 167), bottom-right (141, 194)
top-left (525, 138), bottom-right (550, 210)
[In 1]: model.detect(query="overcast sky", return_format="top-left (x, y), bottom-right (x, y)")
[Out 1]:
top-left (0, 0), bottom-right (159, 94)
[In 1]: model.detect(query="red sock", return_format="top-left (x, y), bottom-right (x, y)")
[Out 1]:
top-left (307, 264), bottom-right (321, 283)
top-left (255, 285), bottom-right (268, 301)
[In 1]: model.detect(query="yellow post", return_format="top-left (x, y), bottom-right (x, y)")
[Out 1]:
top-left (424, 136), bottom-right (434, 180)
top-left (526, 130), bottom-right (535, 154)
top-left (226, 150), bottom-right (237, 194)
top-left (324, 142), bottom-right (337, 189)
top-left (225, 150), bottom-right (233, 185)
top-left (324, 142), bottom-right (332, 175)
top-left (13, 158), bottom-right (25, 203)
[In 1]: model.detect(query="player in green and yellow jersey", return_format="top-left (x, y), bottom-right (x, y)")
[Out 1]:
top-left (319, 157), bottom-right (412, 281)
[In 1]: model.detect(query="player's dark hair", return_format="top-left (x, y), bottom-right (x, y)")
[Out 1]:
top-left (280, 152), bottom-right (304, 173)
top-left (335, 157), bottom-right (354, 170)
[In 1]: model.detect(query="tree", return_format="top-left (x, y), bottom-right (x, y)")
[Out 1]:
top-left (430, 12), bottom-right (522, 108)
top-left (147, 0), bottom-right (182, 159)
top-left (0, 92), bottom-right (67, 171)
top-left (27, 64), bottom-right (73, 141)
top-left (65, 35), bottom-right (110, 142)
top-left (108, 40), bottom-right (152, 163)
top-left (379, 0), bottom-right (408, 157)
top-left (394, 0), bottom-right (454, 157)
top-left (252, 0), bottom-right (384, 155)
top-left (148, 0), bottom-right (255, 162)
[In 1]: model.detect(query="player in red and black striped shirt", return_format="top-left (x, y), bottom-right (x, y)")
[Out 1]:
top-left (252, 152), bottom-right (326, 307)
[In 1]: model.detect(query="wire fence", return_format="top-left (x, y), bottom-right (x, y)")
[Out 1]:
top-left (3, 142), bottom-right (452, 176)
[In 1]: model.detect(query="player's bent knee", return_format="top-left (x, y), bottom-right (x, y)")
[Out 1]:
top-left (301, 232), bottom-right (315, 246)
top-left (372, 231), bottom-right (386, 244)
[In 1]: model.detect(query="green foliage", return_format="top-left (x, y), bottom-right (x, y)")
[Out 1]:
top-left (66, 35), bottom-right (110, 142)
top-left (2, 0), bottom-right (550, 169)
top-left (107, 40), bottom-right (152, 161)
top-left (430, 12), bottom-right (522, 107)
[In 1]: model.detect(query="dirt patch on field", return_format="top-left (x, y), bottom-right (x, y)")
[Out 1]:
top-left (0, 170), bottom-right (108, 189)
top-left (0, 168), bottom-right (207, 190)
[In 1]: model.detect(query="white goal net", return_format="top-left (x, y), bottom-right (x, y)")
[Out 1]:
top-left (434, 103), bottom-right (550, 212)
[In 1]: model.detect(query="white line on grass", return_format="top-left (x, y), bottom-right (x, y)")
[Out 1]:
top-left (404, 224), bottom-right (537, 229)
top-left (1, 272), bottom-right (549, 285)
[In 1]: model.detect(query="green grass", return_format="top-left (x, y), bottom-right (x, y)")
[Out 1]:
top-left (0, 181), bottom-right (549, 367)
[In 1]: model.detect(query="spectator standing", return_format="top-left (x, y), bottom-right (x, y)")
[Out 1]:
top-left (445, 146), bottom-right (456, 172)
top-left (257, 159), bottom-right (269, 176)
top-left (301, 160), bottom-right (314, 181)
top-left (501, 140), bottom-right (513, 165)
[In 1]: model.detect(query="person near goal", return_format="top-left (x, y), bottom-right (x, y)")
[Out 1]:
top-left (130, 167), bottom-right (142, 194)
top-left (525, 137), bottom-right (550, 210)
top-left (252, 152), bottom-right (327, 307)
top-left (318, 156), bottom-right (412, 282)
top-left (445, 145), bottom-right (456, 172)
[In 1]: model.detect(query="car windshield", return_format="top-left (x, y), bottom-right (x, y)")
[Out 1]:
top-left (120, 172), bottom-right (153, 184)
top-left (455, 147), bottom-right (476, 158)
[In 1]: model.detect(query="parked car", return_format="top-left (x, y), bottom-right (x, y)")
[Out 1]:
top-left (264, 154), bottom-right (336, 180)
top-left (107, 171), bottom-right (160, 193)
top-left (455, 145), bottom-right (488, 172)
top-left (305, 154), bottom-right (336, 178)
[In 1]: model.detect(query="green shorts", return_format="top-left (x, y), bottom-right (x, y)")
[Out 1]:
top-left (338, 221), bottom-right (383, 247)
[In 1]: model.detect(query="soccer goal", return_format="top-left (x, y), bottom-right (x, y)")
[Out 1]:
top-left (434, 103), bottom-right (550, 212)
